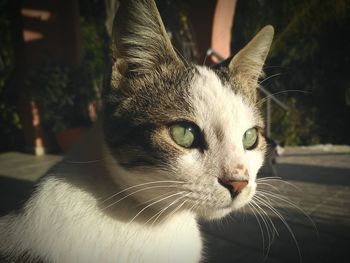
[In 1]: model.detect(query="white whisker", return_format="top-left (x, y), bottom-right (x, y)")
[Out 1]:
top-left (256, 176), bottom-right (282, 181)
top-left (254, 193), bottom-right (302, 262)
top-left (101, 180), bottom-right (185, 203)
top-left (256, 190), bottom-right (317, 233)
top-left (127, 192), bottom-right (186, 225)
top-left (257, 182), bottom-right (281, 193)
top-left (250, 199), bottom-right (275, 253)
top-left (257, 177), bottom-right (302, 192)
top-left (147, 193), bottom-right (191, 226)
top-left (257, 89), bottom-right (310, 107)
top-left (102, 184), bottom-right (183, 210)
top-left (258, 73), bottom-right (282, 85)
top-left (160, 199), bottom-right (189, 225)
top-left (253, 196), bottom-right (279, 237)
top-left (248, 203), bottom-right (267, 258)
top-left (137, 191), bottom-right (177, 207)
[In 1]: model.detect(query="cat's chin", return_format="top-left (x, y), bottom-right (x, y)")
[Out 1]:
top-left (197, 182), bottom-right (257, 221)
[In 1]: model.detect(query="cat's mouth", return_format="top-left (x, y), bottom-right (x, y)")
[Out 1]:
top-left (190, 180), bottom-right (256, 219)
top-left (218, 181), bottom-right (256, 211)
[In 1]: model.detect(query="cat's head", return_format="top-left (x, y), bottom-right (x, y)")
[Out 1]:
top-left (103, 0), bottom-right (274, 220)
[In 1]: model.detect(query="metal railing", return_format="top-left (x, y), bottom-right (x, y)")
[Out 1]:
top-left (258, 86), bottom-right (288, 137)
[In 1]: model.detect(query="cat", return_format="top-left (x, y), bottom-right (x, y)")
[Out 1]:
top-left (0, 0), bottom-right (274, 262)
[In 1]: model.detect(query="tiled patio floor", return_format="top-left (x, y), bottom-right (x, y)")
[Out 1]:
top-left (0, 145), bottom-right (349, 263)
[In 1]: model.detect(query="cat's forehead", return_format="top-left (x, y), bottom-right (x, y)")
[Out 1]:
top-left (107, 63), bottom-right (195, 123)
top-left (108, 63), bottom-right (260, 132)
top-left (191, 66), bottom-right (259, 133)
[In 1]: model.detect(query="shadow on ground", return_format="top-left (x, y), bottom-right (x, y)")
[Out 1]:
top-left (201, 211), bottom-right (350, 263)
top-left (274, 163), bottom-right (350, 186)
top-left (0, 176), bottom-right (36, 215)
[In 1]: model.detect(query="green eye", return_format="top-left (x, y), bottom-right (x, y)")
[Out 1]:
top-left (243, 127), bottom-right (258, 150)
top-left (170, 123), bottom-right (196, 148)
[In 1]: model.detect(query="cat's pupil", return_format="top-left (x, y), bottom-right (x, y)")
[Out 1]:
top-left (243, 128), bottom-right (258, 150)
top-left (170, 123), bottom-right (196, 148)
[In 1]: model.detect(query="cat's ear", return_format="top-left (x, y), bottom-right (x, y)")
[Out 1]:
top-left (229, 25), bottom-right (274, 101)
top-left (111, 0), bottom-right (182, 74)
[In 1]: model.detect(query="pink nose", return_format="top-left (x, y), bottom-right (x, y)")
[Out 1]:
top-left (219, 177), bottom-right (248, 193)
top-left (230, 180), bottom-right (248, 193)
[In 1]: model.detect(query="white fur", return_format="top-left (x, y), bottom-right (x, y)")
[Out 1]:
top-left (0, 171), bottom-right (201, 263)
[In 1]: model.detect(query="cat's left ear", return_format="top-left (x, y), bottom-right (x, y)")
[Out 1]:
top-left (111, 0), bottom-right (183, 75)
top-left (228, 25), bottom-right (274, 101)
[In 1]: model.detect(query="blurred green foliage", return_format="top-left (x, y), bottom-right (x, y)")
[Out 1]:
top-left (232, 0), bottom-right (350, 145)
top-left (0, 0), bottom-right (109, 151)
top-left (0, 0), bottom-right (24, 151)
top-left (28, 17), bottom-right (107, 132)
top-left (27, 64), bottom-right (86, 132)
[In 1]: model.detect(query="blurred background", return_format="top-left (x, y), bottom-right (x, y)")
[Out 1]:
top-left (0, 0), bottom-right (349, 154)
top-left (0, 1), bottom-right (349, 263)
top-left (0, 0), bottom-right (350, 154)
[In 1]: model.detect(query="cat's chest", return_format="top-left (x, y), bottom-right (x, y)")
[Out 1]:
top-left (104, 214), bottom-right (203, 263)
top-left (72, 214), bottom-right (203, 263)
top-left (23, 178), bottom-right (203, 263)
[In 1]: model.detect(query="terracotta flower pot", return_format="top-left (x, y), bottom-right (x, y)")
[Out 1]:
top-left (55, 127), bottom-right (87, 153)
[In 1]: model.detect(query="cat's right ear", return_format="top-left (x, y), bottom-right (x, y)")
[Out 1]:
top-left (111, 0), bottom-right (183, 76)
top-left (228, 25), bottom-right (274, 101)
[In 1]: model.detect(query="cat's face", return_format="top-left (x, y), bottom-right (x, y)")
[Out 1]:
top-left (104, 0), bottom-right (273, 220)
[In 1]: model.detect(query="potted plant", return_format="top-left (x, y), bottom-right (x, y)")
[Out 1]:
top-left (26, 19), bottom-right (107, 153)
top-left (28, 63), bottom-right (95, 153)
